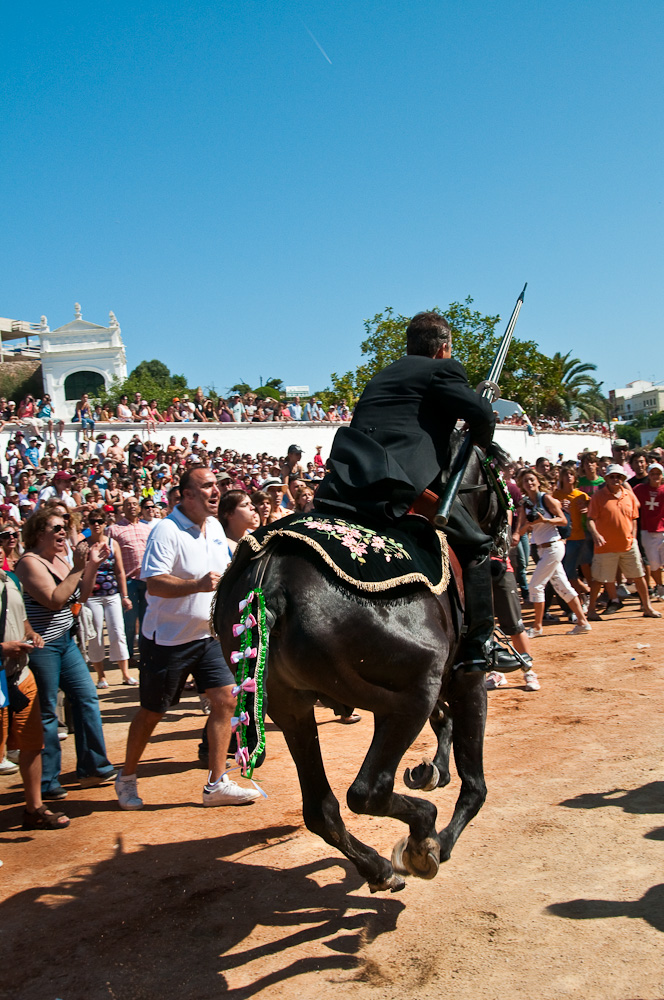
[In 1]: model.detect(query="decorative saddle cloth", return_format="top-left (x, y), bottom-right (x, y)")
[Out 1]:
top-left (238, 511), bottom-right (450, 595)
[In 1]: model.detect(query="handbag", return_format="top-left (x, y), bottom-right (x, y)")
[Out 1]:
top-left (0, 582), bottom-right (29, 714)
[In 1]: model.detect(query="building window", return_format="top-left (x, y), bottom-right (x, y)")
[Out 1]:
top-left (64, 371), bottom-right (105, 400)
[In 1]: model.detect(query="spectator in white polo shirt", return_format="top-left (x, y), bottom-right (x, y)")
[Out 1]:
top-left (115, 468), bottom-right (261, 810)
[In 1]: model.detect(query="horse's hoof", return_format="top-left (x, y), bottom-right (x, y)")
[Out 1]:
top-left (403, 757), bottom-right (440, 791)
top-left (391, 835), bottom-right (440, 881)
top-left (368, 873), bottom-right (406, 893)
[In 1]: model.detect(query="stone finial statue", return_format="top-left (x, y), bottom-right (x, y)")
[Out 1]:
top-left (40, 316), bottom-right (48, 330)
top-left (74, 302), bottom-right (82, 320)
top-left (109, 311), bottom-right (118, 327)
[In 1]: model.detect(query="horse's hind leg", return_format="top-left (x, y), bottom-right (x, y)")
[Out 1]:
top-left (271, 686), bottom-right (404, 892)
top-left (404, 700), bottom-right (453, 792)
top-left (347, 711), bottom-right (441, 880)
top-left (437, 669), bottom-right (487, 862)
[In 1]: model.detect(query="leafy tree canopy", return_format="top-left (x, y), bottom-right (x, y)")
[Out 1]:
top-left (613, 423), bottom-right (643, 448)
top-left (329, 299), bottom-right (607, 420)
top-left (98, 360), bottom-right (191, 411)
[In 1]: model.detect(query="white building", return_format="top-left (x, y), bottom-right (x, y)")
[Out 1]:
top-left (0, 304), bottom-right (128, 419)
top-left (609, 380), bottom-right (664, 421)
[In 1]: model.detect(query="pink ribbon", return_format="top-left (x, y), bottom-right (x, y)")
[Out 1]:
top-left (231, 711), bottom-right (251, 732)
top-left (230, 648), bottom-right (257, 665)
top-left (231, 676), bottom-right (257, 696)
top-left (238, 593), bottom-right (255, 611)
top-left (232, 613), bottom-right (257, 637)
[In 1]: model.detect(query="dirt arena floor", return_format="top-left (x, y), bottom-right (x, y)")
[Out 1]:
top-left (2, 600), bottom-right (663, 1000)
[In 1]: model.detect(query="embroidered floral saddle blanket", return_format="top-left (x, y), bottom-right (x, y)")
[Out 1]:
top-left (238, 512), bottom-right (450, 595)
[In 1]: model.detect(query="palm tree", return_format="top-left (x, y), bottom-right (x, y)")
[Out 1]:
top-left (540, 352), bottom-right (600, 419)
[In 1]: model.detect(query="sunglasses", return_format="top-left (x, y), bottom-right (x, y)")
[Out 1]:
top-left (0, 531), bottom-right (17, 540)
top-left (89, 518), bottom-right (105, 525)
top-left (46, 524), bottom-right (67, 534)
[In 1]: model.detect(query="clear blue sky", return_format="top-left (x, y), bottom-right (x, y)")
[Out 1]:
top-left (2, 2), bottom-right (662, 397)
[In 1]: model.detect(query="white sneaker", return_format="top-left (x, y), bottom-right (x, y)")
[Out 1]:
top-left (523, 670), bottom-right (540, 691)
top-left (568, 622), bottom-right (592, 635)
top-left (657, 585), bottom-right (664, 600)
top-left (485, 671), bottom-right (507, 690)
top-left (202, 773), bottom-right (262, 807)
top-left (6, 749), bottom-right (20, 764)
top-left (526, 627), bottom-right (544, 638)
top-left (115, 772), bottom-right (144, 810)
top-left (0, 757), bottom-right (19, 775)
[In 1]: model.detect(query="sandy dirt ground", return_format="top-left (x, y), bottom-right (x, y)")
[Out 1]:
top-left (1, 600), bottom-right (663, 1000)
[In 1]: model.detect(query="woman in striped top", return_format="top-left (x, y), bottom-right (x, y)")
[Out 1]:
top-left (16, 509), bottom-right (115, 800)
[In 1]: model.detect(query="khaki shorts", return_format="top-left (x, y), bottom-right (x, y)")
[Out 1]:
top-left (2, 669), bottom-right (44, 754)
top-left (591, 540), bottom-right (644, 583)
top-left (641, 530), bottom-right (664, 571)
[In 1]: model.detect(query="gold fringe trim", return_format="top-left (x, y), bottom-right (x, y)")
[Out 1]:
top-left (239, 528), bottom-right (450, 596)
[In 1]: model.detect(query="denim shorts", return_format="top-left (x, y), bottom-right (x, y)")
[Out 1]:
top-left (138, 635), bottom-right (235, 713)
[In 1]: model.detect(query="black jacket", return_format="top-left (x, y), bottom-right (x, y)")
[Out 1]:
top-left (316, 355), bottom-right (495, 521)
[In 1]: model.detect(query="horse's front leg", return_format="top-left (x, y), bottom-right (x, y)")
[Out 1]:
top-left (269, 680), bottom-right (404, 893)
top-left (437, 668), bottom-right (487, 861)
top-left (347, 706), bottom-right (442, 881)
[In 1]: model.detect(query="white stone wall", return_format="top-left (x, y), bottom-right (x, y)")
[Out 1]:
top-left (0, 421), bottom-right (611, 468)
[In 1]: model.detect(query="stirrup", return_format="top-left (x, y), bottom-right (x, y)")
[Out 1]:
top-left (453, 658), bottom-right (489, 673)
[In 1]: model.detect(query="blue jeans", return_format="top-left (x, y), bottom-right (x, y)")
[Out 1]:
top-left (124, 579), bottom-right (147, 658)
top-left (29, 630), bottom-right (114, 794)
top-left (563, 539), bottom-right (584, 582)
top-left (511, 534), bottom-right (531, 593)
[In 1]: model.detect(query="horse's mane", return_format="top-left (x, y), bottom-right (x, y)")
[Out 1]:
top-left (487, 440), bottom-right (511, 469)
top-left (448, 428), bottom-right (511, 470)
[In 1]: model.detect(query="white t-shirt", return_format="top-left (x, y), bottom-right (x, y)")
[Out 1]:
top-left (140, 505), bottom-right (230, 645)
top-left (36, 487), bottom-right (77, 510)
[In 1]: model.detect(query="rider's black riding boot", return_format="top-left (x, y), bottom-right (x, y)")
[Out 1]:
top-left (444, 499), bottom-right (494, 671)
top-left (456, 555), bottom-right (494, 670)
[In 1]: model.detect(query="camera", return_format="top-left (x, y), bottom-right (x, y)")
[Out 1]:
top-left (523, 498), bottom-right (539, 523)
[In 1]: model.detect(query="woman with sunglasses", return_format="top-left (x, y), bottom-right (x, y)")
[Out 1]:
top-left (84, 511), bottom-right (136, 689)
top-left (0, 524), bottom-right (20, 571)
top-left (16, 509), bottom-right (116, 799)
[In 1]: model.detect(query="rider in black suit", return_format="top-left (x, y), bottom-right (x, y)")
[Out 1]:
top-left (316, 311), bottom-right (496, 670)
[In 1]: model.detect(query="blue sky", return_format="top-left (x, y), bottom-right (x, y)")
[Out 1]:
top-left (2, 2), bottom-right (662, 397)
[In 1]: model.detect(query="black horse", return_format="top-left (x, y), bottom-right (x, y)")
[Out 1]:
top-left (214, 440), bottom-right (508, 893)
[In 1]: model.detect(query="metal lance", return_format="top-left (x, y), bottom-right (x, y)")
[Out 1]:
top-left (434, 283), bottom-right (527, 527)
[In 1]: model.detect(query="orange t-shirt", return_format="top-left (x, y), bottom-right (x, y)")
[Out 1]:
top-left (552, 487), bottom-right (589, 541)
top-left (587, 486), bottom-right (639, 553)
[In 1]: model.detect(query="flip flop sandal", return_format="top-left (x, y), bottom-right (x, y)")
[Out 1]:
top-left (338, 713), bottom-right (361, 724)
top-left (22, 806), bottom-right (70, 830)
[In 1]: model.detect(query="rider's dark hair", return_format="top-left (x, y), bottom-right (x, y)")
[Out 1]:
top-left (406, 312), bottom-right (452, 358)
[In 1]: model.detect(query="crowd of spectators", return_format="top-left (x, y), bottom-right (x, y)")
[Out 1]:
top-left (495, 411), bottom-right (610, 435)
top-left (487, 438), bottom-right (664, 690)
top-left (0, 389), bottom-right (353, 449)
top-left (1, 399), bottom-right (662, 827)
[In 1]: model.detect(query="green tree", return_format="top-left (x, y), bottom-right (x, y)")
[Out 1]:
top-left (613, 423), bottom-right (642, 448)
top-left (329, 299), bottom-right (548, 409)
top-left (327, 299), bottom-right (605, 421)
top-left (98, 360), bottom-right (190, 411)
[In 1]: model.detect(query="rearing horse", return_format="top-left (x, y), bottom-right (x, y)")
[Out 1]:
top-left (214, 439), bottom-right (507, 892)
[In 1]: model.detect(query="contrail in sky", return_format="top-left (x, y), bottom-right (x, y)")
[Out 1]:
top-left (301, 20), bottom-right (332, 64)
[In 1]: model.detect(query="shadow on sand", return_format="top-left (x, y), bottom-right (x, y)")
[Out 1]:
top-left (547, 884), bottom-right (664, 934)
top-left (2, 824), bottom-right (405, 999)
top-left (558, 781), bottom-right (664, 815)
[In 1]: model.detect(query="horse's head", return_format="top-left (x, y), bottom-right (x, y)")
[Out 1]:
top-left (454, 433), bottom-right (513, 558)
